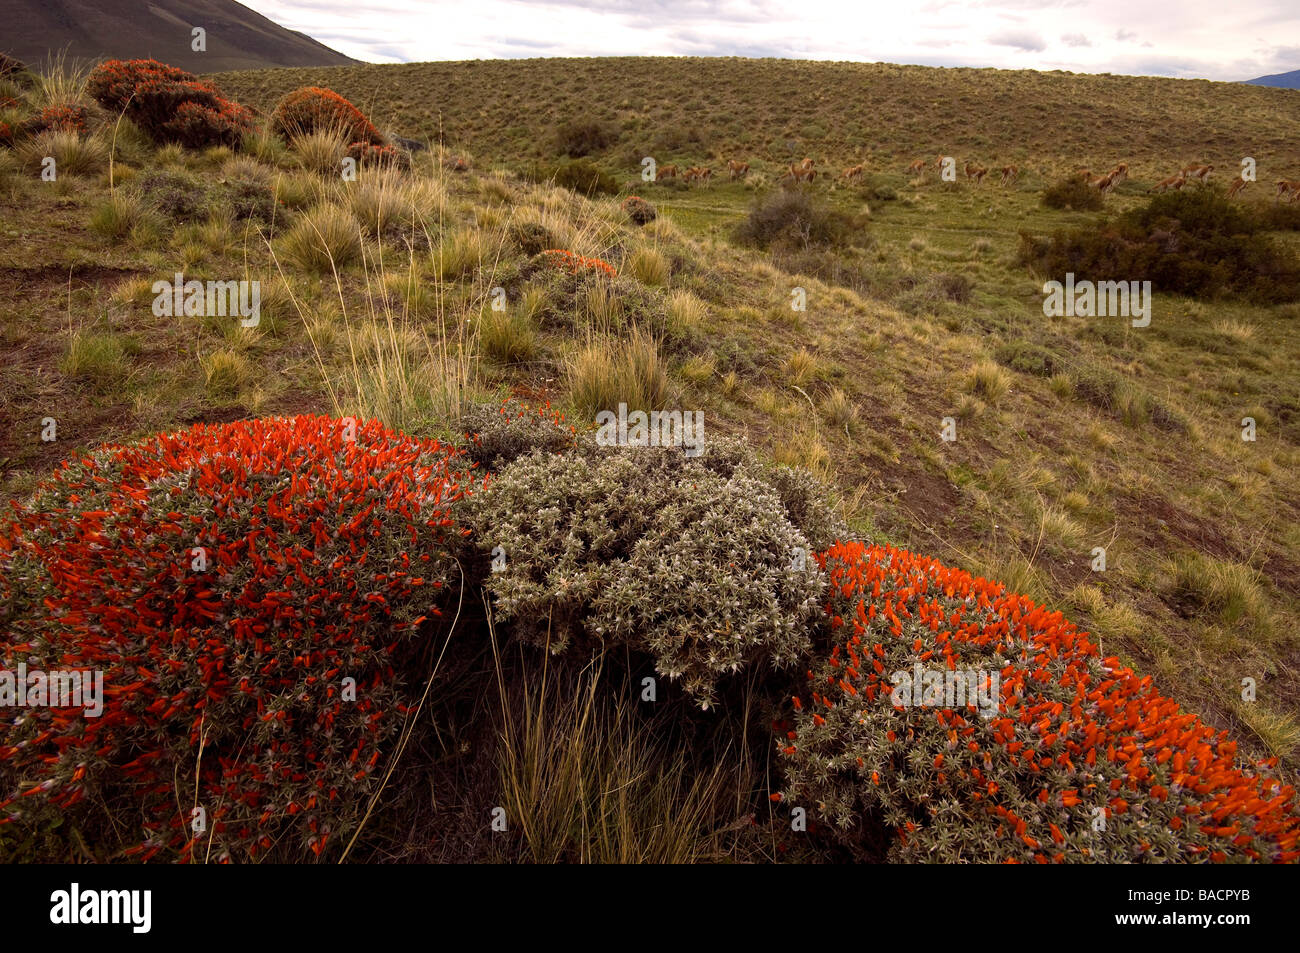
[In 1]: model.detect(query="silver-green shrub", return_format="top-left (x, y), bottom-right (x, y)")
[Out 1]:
top-left (469, 440), bottom-right (829, 707)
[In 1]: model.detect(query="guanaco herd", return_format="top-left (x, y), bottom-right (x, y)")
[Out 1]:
top-left (652, 153), bottom-right (1300, 204)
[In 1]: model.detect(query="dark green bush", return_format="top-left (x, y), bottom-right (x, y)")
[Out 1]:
top-left (136, 169), bottom-right (209, 222)
top-left (508, 220), bottom-right (558, 256)
top-left (522, 158), bottom-right (617, 196)
top-left (1041, 176), bottom-right (1104, 211)
top-left (553, 120), bottom-right (617, 158)
top-left (733, 189), bottom-right (864, 250)
top-left (1021, 188), bottom-right (1300, 303)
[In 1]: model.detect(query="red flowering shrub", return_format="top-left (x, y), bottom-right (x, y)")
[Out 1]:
top-left (0, 416), bottom-right (477, 862)
top-left (347, 140), bottom-right (409, 170)
top-left (87, 59), bottom-right (194, 111)
top-left (775, 542), bottom-right (1300, 863)
top-left (86, 59), bottom-right (252, 148)
top-left (271, 87), bottom-right (385, 146)
top-left (621, 195), bottom-right (657, 225)
top-left (541, 248), bottom-right (617, 278)
top-left (0, 121), bottom-right (12, 148)
top-left (24, 104), bottom-right (89, 136)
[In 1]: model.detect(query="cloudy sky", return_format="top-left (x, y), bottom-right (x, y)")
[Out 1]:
top-left (241, 0), bottom-right (1298, 80)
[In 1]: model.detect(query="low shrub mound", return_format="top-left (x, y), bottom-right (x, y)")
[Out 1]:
top-left (553, 119), bottom-right (617, 158)
top-left (271, 87), bottom-right (386, 147)
top-left (347, 140), bottom-right (409, 170)
top-left (459, 400), bottom-right (577, 471)
top-left (86, 58), bottom-right (253, 149)
top-left (734, 189), bottom-right (863, 250)
top-left (622, 195), bottom-right (657, 225)
top-left (523, 158), bottom-right (618, 196)
top-left (540, 248), bottom-right (617, 278)
top-left (1021, 188), bottom-right (1300, 303)
top-left (775, 542), bottom-right (1300, 863)
top-left (469, 437), bottom-right (834, 707)
top-left (0, 416), bottom-right (477, 862)
top-left (24, 104), bottom-right (89, 137)
top-left (1041, 176), bottom-right (1104, 211)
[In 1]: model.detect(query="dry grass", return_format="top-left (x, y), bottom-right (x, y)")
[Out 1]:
top-left (279, 203), bottom-right (364, 274)
top-left (566, 329), bottom-right (671, 423)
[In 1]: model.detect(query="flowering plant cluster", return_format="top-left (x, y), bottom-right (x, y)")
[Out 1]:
top-left (26, 104), bottom-right (89, 136)
top-left (86, 59), bottom-right (253, 149)
top-left (459, 399), bottom-right (577, 471)
top-left (271, 87), bottom-right (386, 146)
top-left (540, 248), bottom-right (617, 278)
top-left (621, 195), bottom-right (657, 225)
top-left (0, 416), bottom-right (477, 862)
top-left (347, 140), bottom-right (409, 170)
top-left (469, 438), bottom-right (825, 707)
top-left (774, 542), bottom-right (1300, 863)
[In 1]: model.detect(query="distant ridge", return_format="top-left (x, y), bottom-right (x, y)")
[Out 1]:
top-left (0, 0), bottom-right (359, 73)
top-left (1244, 68), bottom-right (1300, 90)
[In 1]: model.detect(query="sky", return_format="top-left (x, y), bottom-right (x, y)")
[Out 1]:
top-left (240, 0), bottom-right (1299, 81)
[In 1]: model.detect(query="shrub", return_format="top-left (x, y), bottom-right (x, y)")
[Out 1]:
top-left (553, 119), bottom-right (617, 157)
top-left (1021, 188), bottom-right (1300, 303)
top-left (87, 59), bottom-right (193, 111)
top-left (1042, 176), bottom-right (1104, 211)
top-left (733, 189), bottom-right (861, 249)
top-left (509, 220), bottom-right (557, 256)
top-left (622, 195), bottom-right (657, 225)
top-left (347, 140), bottom-right (409, 171)
top-left (541, 248), bottom-right (617, 278)
top-left (774, 542), bottom-right (1300, 863)
top-left (23, 104), bottom-right (89, 136)
top-left (469, 439), bottom-right (827, 707)
top-left (995, 341), bottom-right (1063, 377)
top-left (459, 400), bottom-right (577, 471)
top-left (524, 158), bottom-right (618, 196)
top-left (271, 87), bottom-right (385, 146)
top-left (0, 416), bottom-right (476, 862)
top-left (136, 169), bottom-right (208, 221)
top-left (86, 59), bottom-right (252, 149)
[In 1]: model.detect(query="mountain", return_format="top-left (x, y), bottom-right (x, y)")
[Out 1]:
top-left (0, 0), bottom-right (358, 73)
top-left (1244, 68), bottom-right (1300, 89)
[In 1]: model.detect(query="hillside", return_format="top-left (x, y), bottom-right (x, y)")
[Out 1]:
top-left (0, 0), bottom-right (357, 72)
top-left (217, 57), bottom-right (1300, 177)
top-left (1, 56), bottom-right (1299, 863)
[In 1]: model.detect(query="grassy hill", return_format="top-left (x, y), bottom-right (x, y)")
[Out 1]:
top-left (0, 0), bottom-right (357, 72)
top-left (217, 57), bottom-right (1300, 178)
top-left (2, 56), bottom-right (1299, 862)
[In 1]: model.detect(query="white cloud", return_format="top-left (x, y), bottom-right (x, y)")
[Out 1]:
top-left (239, 0), bottom-right (1300, 79)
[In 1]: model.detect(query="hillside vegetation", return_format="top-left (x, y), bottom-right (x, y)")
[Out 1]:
top-left (1, 55), bottom-right (1299, 863)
